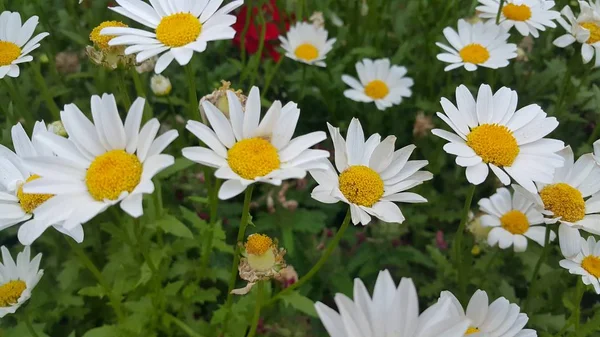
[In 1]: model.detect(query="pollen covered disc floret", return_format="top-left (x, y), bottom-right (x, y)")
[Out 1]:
top-left (156, 13), bottom-right (202, 47)
top-left (459, 43), bottom-right (490, 64)
top-left (342, 58), bottom-right (414, 111)
top-left (227, 138), bottom-right (281, 180)
top-left (540, 183), bottom-right (586, 223)
top-left (502, 3), bottom-right (532, 21)
top-left (309, 118), bottom-right (432, 226)
top-left (500, 210), bottom-right (529, 235)
top-left (85, 150), bottom-right (143, 201)
top-left (0, 41), bottom-right (21, 66)
top-left (294, 43), bottom-right (319, 61)
top-left (0, 280), bottom-right (26, 307)
top-left (433, 84), bottom-right (563, 191)
top-left (90, 21), bottom-right (128, 50)
top-left (17, 175), bottom-right (53, 214)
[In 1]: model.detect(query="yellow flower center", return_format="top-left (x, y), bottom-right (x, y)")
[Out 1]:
top-left (85, 150), bottom-right (142, 201)
top-left (465, 327), bottom-right (481, 335)
top-left (582, 256), bottom-right (600, 278)
top-left (0, 41), bottom-right (21, 66)
top-left (246, 234), bottom-right (273, 255)
top-left (580, 22), bottom-right (600, 44)
top-left (227, 138), bottom-right (281, 180)
top-left (502, 3), bottom-right (532, 21)
top-left (364, 80), bottom-right (390, 100)
top-left (90, 21), bottom-right (128, 51)
top-left (338, 165), bottom-right (384, 207)
top-left (459, 43), bottom-right (490, 64)
top-left (500, 210), bottom-right (529, 235)
top-left (294, 43), bottom-right (319, 61)
top-left (156, 13), bottom-right (202, 47)
top-left (539, 183), bottom-right (586, 223)
top-left (0, 280), bottom-right (26, 307)
top-left (466, 124), bottom-right (519, 167)
top-left (17, 175), bottom-right (53, 214)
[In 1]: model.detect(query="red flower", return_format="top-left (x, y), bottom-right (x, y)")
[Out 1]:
top-left (233, 0), bottom-right (292, 62)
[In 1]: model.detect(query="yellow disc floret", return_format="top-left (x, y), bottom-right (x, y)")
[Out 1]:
top-left (0, 41), bottom-right (21, 66)
top-left (246, 234), bottom-right (273, 255)
top-left (502, 3), bottom-right (532, 21)
top-left (465, 327), bottom-right (481, 335)
top-left (294, 43), bottom-right (319, 61)
top-left (17, 175), bottom-right (53, 214)
top-left (582, 256), bottom-right (600, 278)
top-left (227, 138), bottom-right (281, 180)
top-left (85, 150), bottom-right (142, 201)
top-left (364, 80), bottom-right (390, 100)
top-left (156, 13), bottom-right (202, 47)
top-left (0, 280), bottom-right (26, 307)
top-left (580, 22), bottom-right (600, 44)
top-left (459, 43), bottom-right (490, 64)
top-left (90, 21), bottom-right (128, 51)
top-left (500, 210), bottom-right (529, 235)
top-left (339, 165), bottom-right (384, 207)
top-left (539, 183), bottom-right (586, 223)
top-left (466, 124), bottom-right (519, 167)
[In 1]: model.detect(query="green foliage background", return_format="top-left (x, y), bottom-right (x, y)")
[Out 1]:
top-left (1, 0), bottom-right (600, 336)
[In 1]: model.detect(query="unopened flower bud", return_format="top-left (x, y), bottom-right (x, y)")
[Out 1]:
top-left (47, 121), bottom-right (67, 137)
top-left (151, 74), bottom-right (172, 96)
top-left (199, 80), bottom-right (247, 124)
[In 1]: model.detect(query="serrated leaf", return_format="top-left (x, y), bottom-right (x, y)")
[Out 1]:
top-left (156, 214), bottom-right (194, 239)
top-left (78, 285), bottom-right (105, 298)
top-left (280, 291), bottom-right (318, 317)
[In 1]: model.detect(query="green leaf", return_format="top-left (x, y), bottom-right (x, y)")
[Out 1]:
top-left (280, 291), bottom-right (318, 317)
top-left (156, 158), bottom-right (195, 179)
top-left (78, 284), bottom-right (106, 298)
top-left (82, 325), bottom-right (121, 337)
top-left (156, 214), bottom-right (194, 239)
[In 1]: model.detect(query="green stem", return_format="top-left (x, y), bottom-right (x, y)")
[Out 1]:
top-left (555, 66), bottom-right (572, 116)
top-left (453, 184), bottom-right (476, 303)
top-left (185, 63), bottom-right (198, 121)
top-left (248, 4), bottom-right (267, 87)
top-left (222, 185), bottom-right (255, 329)
top-left (65, 237), bottom-right (125, 322)
top-left (165, 95), bottom-right (177, 116)
top-left (524, 224), bottom-right (552, 311)
top-left (199, 168), bottom-right (220, 279)
top-left (165, 313), bottom-right (205, 337)
top-left (261, 56), bottom-right (284, 100)
top-left (118, 70), bottom-right (132, 109)
top-left (131, 69), bottom-right (153, 122)
top-left (239, 0), bottom-right (254, 65)
top-left (299, 66), bottom-right (308, 100)
top-left (31, 61), bottom-right (60, 121)
top-left (23, 310), bottom-right (40, 337)
top-left (496, 0), bottom-right (505, 24)
top-left (247, 282), bottom-right (264, 337)
top-left (574, 278), bottom-right (585, 334)
top-left (3, 79), bottom-right (31, 123)
top-left (266, 209), bottom-right (352, 306)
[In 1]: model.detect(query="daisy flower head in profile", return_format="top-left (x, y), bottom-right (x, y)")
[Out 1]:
top-left (22, 94), bottom-right (178, 238)
top-left (101, 0), bottom-right (244, 73)
top-left (436, 19), bottom-right (517, 71)
top-left (553, 1), bottom-right (600, 67)
top-left (342, 58), bottom-right (413, 111)
top-left (279, 21), bottom-right (336, 67)
top-left (560, 235), bottom-right (600, 293)
top-left (0, 246), bottom-right (43, 318)
top-left (182, 86), bottom-right (330, 200)
top-left (315, 270), bottom-right (470, 337)
top-left (432, 84), bottom-right (564, 192)
top-left (440, 289), bottom-right (537, 337)
top-left (310, 118), bottom-right (432, 226)
top-left (0, 122), bottom-right (84, 245)
top-left (476, 0), bottom-right (560, 37)
top-left (512, 146), bottom-right (600, 259)
top-left (0, 11), bottom-right (49, 79)
top-left (478, 187), bottom-right (555, 252)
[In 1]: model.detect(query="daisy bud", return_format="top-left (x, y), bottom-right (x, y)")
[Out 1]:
top-left (467, 212), bottom-right (491, 244)
top-left (47, 121), bottom-right (67, 137)
top-left (199, 80), bottom-right (247, 124)
top-left (310, 12), bottom-right (325, 28)
top-left (151, 74), bottom-right (172, 96)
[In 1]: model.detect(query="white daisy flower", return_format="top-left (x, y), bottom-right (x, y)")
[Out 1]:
top-left (0, 246), bottom-right (43, 318)
top-left (436, 19), bottom-right (517, 71)
top-left (513, 146), bottom-right (600, 259)
top-left (101, 0), bottom-right (244, 73)
top-left (478, 187), bottom-right (555, 252)
top-left (432, 84), bottom-right (564, 192)
top-left (310, 118), bottom-right (432, 226)
top-left (0, 122), bottom-right (84, 245)
top-left (22, 94), bottom-right (178, 237)
top-left (0, 11), bottom-right (49, 79)
top-left (560, 235), bottom-right (600, 293)
top-left (182, 86), bottom-right (330, 200)
top-left (476, 0), bottom-right (560, 38)
top-left (279, 21), bottom-right (336, 67)
top-left (341, 58), bottom-right (414, 111)
top-left (315, 270), bottom-right (470, 337)
top-left (593, 138), bottom-right (600, 165)
top-left (553, 1), bottom-right (600, 67)
top-left (440, 289), bottom-right (537, 337)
